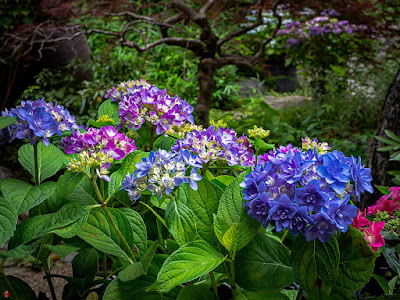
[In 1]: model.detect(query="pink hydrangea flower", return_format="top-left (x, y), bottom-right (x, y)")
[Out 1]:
top-left (389, 186), bottom-right (400, 200)
top-left (363, 221), bottom-right (385, 251)
top-left (367, 195), bottom-right (400, 216)
top-left (352, 209), bottom-right (370, 230)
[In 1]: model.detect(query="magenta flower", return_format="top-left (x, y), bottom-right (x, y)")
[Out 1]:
top-left (363, 221), bottom-right (385, 251)
top-left (367, 195), bottom-right (400, 216)
top-left (351, 209), bottom-right (371, 230)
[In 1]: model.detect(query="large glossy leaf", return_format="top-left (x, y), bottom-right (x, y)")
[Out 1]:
top-left (119, 208), bottom-right (147, 256)
top-left (165, 198), bottom-right (197, 246)
top-left (0, 178), bottom-right (56, 215)
top-left (66, 176), bottom-right (98, 205)
top-left (0, 275), bottom-right (37, 300)
top-left (97, 99), bottom-right (119, 123)
top-left (153, 136), bottom-right (177, 151)
top-left (181, 179), bottom-right (223, 247)
top-left (18, 141), bottom-right (65, 183)
top-left (235, 290), bottom-right (289, 300)
top-left (56, 171), bottom-right (85, 202)
top-left (291, 235), bottom-right (340, 300)
top-left (331, 227), bottom-right (378, 296)
top-left (216, 174), bottom-right (259, 251)
top-left (77, 207), bottom-right (135, 261)
top-left (118, 262), bottom-right (146, 282)
top-left (6, 203), bottom-right (90, 257)
top-left (177, 285), bottom-right (216, 300)
top-left (108, 151), bottom-right (148, 197)
top-left (72, 248), bottom-right (98, 281)
top-left (235, 234), bottom-right (294, 291)
top-left (0, 197), bottom-right (18, 247)
top-left (148, 240), bottom-right (225, 293)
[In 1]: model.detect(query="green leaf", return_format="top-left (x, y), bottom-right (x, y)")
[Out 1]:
top-left (88, 119), bottom-right (115, 128)
top-left (0, 179), bottom-right (56, 215)
top-left (216, 174), bottom-right (259, 251)
top-left (6, 203), bottom-right (90, 257)
top-left (382, 245), bottom-right (400, 275)
top-left (140, 241), bottom-right (158, 273)
top-left (221, 222), bottom-right (238, 252)
top-left (148, 240), bottom-right (225, 293)
top-left (212, 175), bottom-right (235, 190)
top-left (66, 176), bottom-right (97, 205)
top-left (235, 290), bottom-right (289, 300)
top-left (55, 171), bottom-right (85, 202)
top-left (72, 248), bottom-right (98, 281)
top-left (372, 274), bottom-right (390, 295)
top-left (0, 116), bottom-right (17, 129)
top-left (182, 180), bottom-right (223, 247)
top-left (119, 208), bottom-right (147, 256)
top-left (291, 234), bottom-right (340, 299)
top-left (18, 142), bottom-right (65, 183)
top-left (0, 197), bottom-right (18, 248)
top-left (375, 185), bottom-right (390, 196)
top-left (333, 227), bottom-right (378, 295)
top-left (377, 145), bottom-right (396, 152)
top-left (0, 275), bottom-right (37, 300)
top-left (213, 214), bottom-right (231, 248)
top-left (118, 262), bottom-right (146, 282)
top-left (177, 284), bottom-right (216, 300)
top-left (165, 198), bottom-right (197, 246)
top-left (235, 234), bottom-right (294, 291)
top-left (44, 243), bottom-right (82, 259)
top-left (51, 212), bottom-right (89, 239)
top-left (77, 207), bottom-right (135, 261)
top-left (153, 136), bottom-right (177, 151)
top-left (97, 99), bottom-right (119, 123)
top-left (390, 153), bottom-right (400, 161)
top-left (108, 151), bottom-right (148, 197)
top-left (253, 138), bottom-right (275, 151)
top-left (385, 130), bottom-right (400, 143)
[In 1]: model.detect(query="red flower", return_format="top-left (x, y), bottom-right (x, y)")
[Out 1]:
top-left (367, 195), bottom-right (400, 215)
top-left (352, 209), bottom-right (370, 230)
top-left (389, 186), bottom-right (400, 201)
top-left (363, 221), bottom-right (385, 251)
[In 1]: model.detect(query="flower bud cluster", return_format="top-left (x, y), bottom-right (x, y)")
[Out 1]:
top-left (68, 151), bottom-right (113, 182)
top-left (302, 136), bottom-right (330, 155)
top-left (248, 125), bottom-right (270, 139)
top-left (165, 123), bottom-right (204, 139)
top-left (172, 125), bottom-right (255, 167)
top-left (105, 79), bottom-right (194, 135)
top-left (121, 149), bottom-right (202, 202)
top-left (278, 10), bottom-right (369, 47)
top-left (1, 98), bottom-right (79, 146)
top-left (210, 119), bottom-right (227, 129)
top-left (241, 137), bottom-right (373, 243)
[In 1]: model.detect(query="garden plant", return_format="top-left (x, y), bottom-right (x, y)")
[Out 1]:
top-left (0, 79), bottom-right (399, 299)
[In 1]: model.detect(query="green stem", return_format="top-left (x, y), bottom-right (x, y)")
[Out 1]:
top-left (90, 177), bottom-right (136, 263)
top-left (296, 287), bottom-right (303, 300)
top-left (34, 142), bottom-right (39, 185)
top-left (103, 253), bottom-right (107, 279)
top-left (281, 229), bottom-right (289, 242)
top-left (44, 267), bottom-right (57, 300)
top-left (209, 271), bottom-right (218, 297)
top-left (255, 148), bottom-right (259, 167)
top-left (149, 125), bottom-right (155, 151)
top-left (228, 258), bottom-right (237, 296)
top-left (105, 265), bottom-right (125, 280)
top-left (156, 218), bottom-right (164, 249)
top-left (0, 262), bottom-right (19, 300)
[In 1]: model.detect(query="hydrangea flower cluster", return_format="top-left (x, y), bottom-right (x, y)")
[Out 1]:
top-left (278, 10), bottom-right (368, 47)
top-left (105, 79), bottom-right (194, 135)
top-left (61, 126), bottom-right (136, 180)
top-left (241, 138), bottom-right (373, 243)
top-left (121, 149), bottom-right (202, 202)
top-left (1, 98), bottom-right (79, 146)
top-left (171, 125), bottom-right (255, 167)
top-left (352, 209), bottom-right (385, 251)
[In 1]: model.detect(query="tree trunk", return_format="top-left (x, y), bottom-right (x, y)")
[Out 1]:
top-left (195, 60), bottom-right (216, 126)
top-left (361, 68), bottom-right (400, 209)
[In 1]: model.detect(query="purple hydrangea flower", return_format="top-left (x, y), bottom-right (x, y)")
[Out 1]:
top-left (306, 212), bottom-right (337, 243)
top-left (268, 195), bottom-right (298, 232)
top-left (316, 152), bottom-right (350, 195)
top-left (322, 196), bottom-right (358, 233)
top-left (349, 156), bottom-right (373, 200)
top-left (294, 179), bottom-right (328, 212)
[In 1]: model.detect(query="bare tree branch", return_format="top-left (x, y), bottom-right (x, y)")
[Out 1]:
top-left (199, 0), bottom-right (216, 16)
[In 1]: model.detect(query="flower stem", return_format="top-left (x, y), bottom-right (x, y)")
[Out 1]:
top-left (44, 267), bottom-right (57, 300)
top-left (34, 142), bottom-right (39, 185)
top-left (209, 271), bottom-right (218, 297)
top-left (149, 125), bottom-right (155, 151)
top-left (0, 262), bottom-right (19, 300)
top-left (296, 287), bottom-right (303, 300)
top-left (281, 229), bottom-right (289, 242)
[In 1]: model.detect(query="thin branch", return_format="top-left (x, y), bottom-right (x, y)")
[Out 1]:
top-left (199, 0), bottom-right (216, 16)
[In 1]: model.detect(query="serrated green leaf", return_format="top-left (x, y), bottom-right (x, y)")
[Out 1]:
top-left (77, 207), bottom-right (135, 262)
top-left (44, 243), bottom-right (82, 259)
top-left (18, 142), bottom-right (65, 183)
top-left (55, 171), bottom-right (85, 202)
top-left (0, 116), bottom-right (17, 129)
top-left (108, 151), bottom-right (148, 197)
top-left (153, 136), bottom-right (177, 151)
top-left (382, 245), bottom-right (400, 275)
top-left (140, 241), bottom-right (158, 273)
top-left (6, 203), bottom-right (90, 257)
top-left (165, 198), bottom-right (197, 246)
top-left (97, 99), bottom-right (119, 123)
top-left (118, 262), bottom-right (146, 282)
top-left (213, 214), bottom-right (232, 250)
top-left (148, 240), bottom-right (225, 293)
top-left (332, 227), bottom-right (378, 295)
top-left (291, 234), bottom-right (340, 299)
top-left (384, 130), bottom-right (400, 143)
top-left (0, 179), bottom-right (56, 215)
top-left (212, 175), bottom-right (235, 190)
top-left (221, 222), bottom-right (238, 252)
top-left (119, 208), bottom-right (147, 256)
top-left (216, 173), bottom-right (259, 251)
top-left (72, 248), bottom-right (98, 281)
top-left (235, 234), bottom-right (294, 291)
top-left (181, 180), bottom-right (223, 247)
top-left (88, 119), bottom-right (115, 128)
top-left (51, 212), bottom-right (89, 239)
top-left (0, 197), bottom-right (18, 247)
top-left (66, 175), bottom-right (97, 205)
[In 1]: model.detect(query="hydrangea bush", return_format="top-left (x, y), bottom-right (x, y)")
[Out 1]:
top-left (0, 79), bottom-right (395, 299)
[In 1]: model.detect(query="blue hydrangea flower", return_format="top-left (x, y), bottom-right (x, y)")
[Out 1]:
top-left (316, 152), bottom-right (350, 195)
top-left (350, 156), bottom-right (373, 200)
top-left (322, 196), bottom-right (358, 232)
top-left (268, 195), bottom-right (298, 232)
top-left (306, 212), bottom-right (337, 243)
top-left (135, 151), bottom-right (156, 178)
top-left (289, 206), bottom-right (311, 236)
top-left (293, 179), bottom-right (328, 212)
top-left (244, 192), bottom-right (274, 228)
